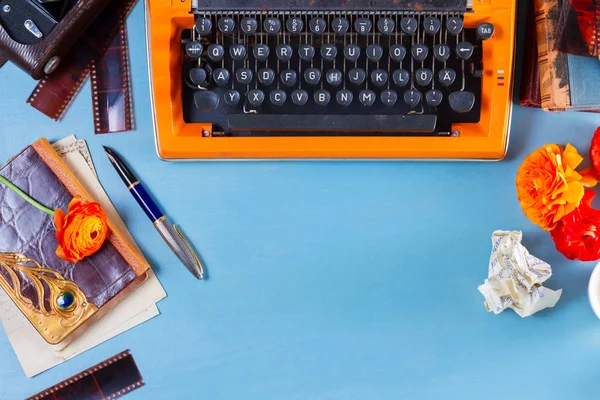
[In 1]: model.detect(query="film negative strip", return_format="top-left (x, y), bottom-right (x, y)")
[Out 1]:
top-left (26, 350), bottom-right (144, 400)
top-left (90, 22), bottom-right (134, 134)
top-left (27, 0), bottom-right (136, 125)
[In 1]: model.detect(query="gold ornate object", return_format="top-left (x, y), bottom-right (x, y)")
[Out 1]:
top-left (0, 253), bottom-right (98, 344)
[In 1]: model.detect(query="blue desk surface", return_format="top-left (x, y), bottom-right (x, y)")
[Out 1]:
top-left (2, 3), bottom-right (600, 399)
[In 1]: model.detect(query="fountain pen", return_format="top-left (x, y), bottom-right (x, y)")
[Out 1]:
top-left (103, 147), bottom-right (204, 280)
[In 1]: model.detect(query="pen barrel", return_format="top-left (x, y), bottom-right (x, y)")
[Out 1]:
top-left (129, 182), bottom-right (164, 222)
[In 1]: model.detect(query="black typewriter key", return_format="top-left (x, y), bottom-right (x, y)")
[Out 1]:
top-left (400, 17), bottom-right (418, 35)
top-left (425, 89), bottom-right (444, 106)
top-left (348, 68), bottom-right (366, 85)
top-left (264, 18), bottom-right (282, 34)
top-left (423, 17), bottom-right (441, 35)
top-left (314, 90), bottom-right (331, 106)
top-left (208, 44), bottom-right (225, 62)
top-left (438, 68), bottom-right (456, 86)
top-left (258, 68), bottom-right (275, 85)
top-left (477, 22), bottom-right (495, 40)
top-left (304, 68), bottom-right (321, 85)
top-left (189, 67), bottom-right (208, 86)
top-left (213, 68), bottom-right (230, 86)
top-left (253, 44), bottom-right (270, 61)
top-left (415, 68), bottom-right (433, 86)
top-left (326, 69), bottom-right (343, 86)
top-left (230, 44), bottom-right (247, 61)
top-left (235, 68), bottom-right (253, 84)
top-left (404, 89), bottom-right (422, 107)
top-left (281, 69), bottom-right (298, 86)
top-left (449, 91), bottom-right (475, 113)
top-left (370, 69), bottom-right (388, 87)
top-left (456, 42), bottom-right (474, 60)
top-left (218, 17), bottom-right (236, 34)
top-left (195, 17), bottom-right (212, 35)
top-left (299, 44), bottom-right (316, 61)
top-left (336, 90), bottom-right (353, 106)
top-left (412, 44), bottom-right (429, 61)
top-left (276, 44), bottom-right (293, 61)
top-left (194, 91), bottom-right (219, 111)
top-left (359, 90), bottom-right (376, 106)
top-left (286, 17), bottom-right (304, 34)
top-left (185, 42), bottom-right (203, 58)
top-left (247, 89), bottom-right (265, 107)
top-left (309, 18), bottom-right (327, 34)
top-left (381, 89), bottom-right (398, 106)
top-left (270, 90), bottom-right (287, 106)
top-left (292, 89), bottom-right (309, 106)
top-left (321, 44), bottom-right (338, 62)
top-left (344, 44), bottom-right (361, 62)
top-left (332, 18), bottom-right (350, 34)
top-left (433, 44), bottom-right (450, 62)
top-left (447, 17), bottom-right (464, 35)
top-left (367, 45), bottom-right (384, 62)
top-left (224, 90), bottom-right (241, 105)
top-left (392, 69), bottom-right (410, 87)
top-left (377, 18), bottom-right (395, 35)
top-left (390, 44), bottom-right (407, 62)
top-left (241, 17), bottom-right (258, 34)
top-left (354, 18), bottom-right (372, 35)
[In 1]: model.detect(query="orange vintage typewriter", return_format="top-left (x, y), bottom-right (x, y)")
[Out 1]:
top-left (146, 0), bottom-right (516, 160)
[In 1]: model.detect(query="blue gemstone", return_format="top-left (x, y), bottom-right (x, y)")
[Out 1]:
top-left (56, 292), bottom-right (75, 310)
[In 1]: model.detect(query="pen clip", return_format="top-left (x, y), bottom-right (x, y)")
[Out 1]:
top-left (173, 224), bottom-right (202, 269)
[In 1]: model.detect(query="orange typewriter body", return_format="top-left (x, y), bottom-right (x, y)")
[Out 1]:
top-left (146, 0), bottom-right (516, 160)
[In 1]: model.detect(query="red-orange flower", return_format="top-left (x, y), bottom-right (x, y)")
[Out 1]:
top-left (54, 196), bottom-right (108, 262)
top-left (590, 127), bottom-right (600, 175)
top-left (516, 144), bottom-right (596, 231)
top-left (551, 190), bottom-right (600, 261)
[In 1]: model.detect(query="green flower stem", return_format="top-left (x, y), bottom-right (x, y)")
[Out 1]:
top-left (0, 174), bottom-right (55, 216)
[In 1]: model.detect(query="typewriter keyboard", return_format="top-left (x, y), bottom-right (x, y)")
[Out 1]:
top-left (181, 12), bottom-right (494, 136)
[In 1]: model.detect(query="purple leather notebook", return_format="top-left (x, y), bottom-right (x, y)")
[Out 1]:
top-left (0, 141), bottom-right (147, 344)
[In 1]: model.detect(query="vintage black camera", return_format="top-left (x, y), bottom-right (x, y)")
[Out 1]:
top-left (0, 0), bottom-right (109, 78)
top-left (0, 1), bottom-right (79, 45)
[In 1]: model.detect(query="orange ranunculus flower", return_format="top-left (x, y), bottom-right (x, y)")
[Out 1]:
top-left (516, 143), bottom-right (598, 231)
top-left (54, 196), bottom-right (108, 262)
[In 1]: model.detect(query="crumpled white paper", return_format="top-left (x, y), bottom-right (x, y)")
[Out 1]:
top-left (478, 230), bottom-right (562, 318)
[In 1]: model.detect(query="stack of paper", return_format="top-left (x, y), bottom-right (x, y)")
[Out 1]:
top-left (0, 135), bottom-right (166, 377)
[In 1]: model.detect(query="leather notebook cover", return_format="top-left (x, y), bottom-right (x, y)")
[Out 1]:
top-left (0, 139), bottom-right (149, 345)
top-left (520, 0), bottom-right (542, 108)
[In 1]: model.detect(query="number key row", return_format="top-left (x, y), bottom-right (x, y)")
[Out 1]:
top-left (195, 16), bottom-right (465, 36)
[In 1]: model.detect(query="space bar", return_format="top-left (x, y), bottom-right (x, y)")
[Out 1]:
top-left (227, 114), bottom-right (437, 133)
